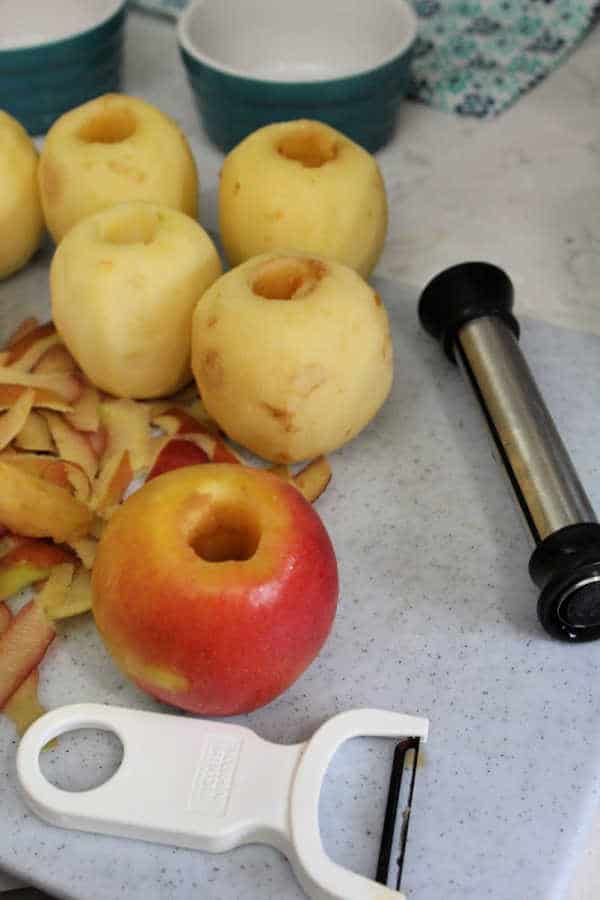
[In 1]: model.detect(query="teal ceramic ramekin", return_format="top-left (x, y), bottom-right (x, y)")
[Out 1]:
top-left (0, 0), bottom-right (128, 136)
top-left (178, 0), bottom-right (418, 153)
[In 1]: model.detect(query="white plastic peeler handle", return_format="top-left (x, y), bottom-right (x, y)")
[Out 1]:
top-left (17, 703), bottom-right (428, 900)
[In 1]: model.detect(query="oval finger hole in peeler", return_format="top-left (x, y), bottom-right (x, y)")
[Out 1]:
top-left (419, 262), bottom-right (600, 641)
top-left (16, 703), bottom-right (429, 900)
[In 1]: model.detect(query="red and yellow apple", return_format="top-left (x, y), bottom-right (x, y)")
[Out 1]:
top-left (92, 463), bottom-right (338, 715)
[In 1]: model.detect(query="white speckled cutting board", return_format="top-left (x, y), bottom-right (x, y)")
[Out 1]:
top-left (1, 247), bottom-right (599, 900)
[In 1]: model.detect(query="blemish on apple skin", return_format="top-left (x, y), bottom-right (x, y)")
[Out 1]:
top-left (233, 181), bottom-right (241, 195)
top-left (123, 653), bottom-right (189, 693)
top-left (261, 403), bottom-right (298, 433)
top-left (373, 291), bottom-right (382, 306)
top-left (98, 259), bottom-right (114, 270)
top-left (202, 350), bottom-right (224, 388)
top-left (273, 451), bottom-right (293, 464)
top-left (40, 160), bottom-right (61, 204)
top-left (206, 316), bottom-right (218, 328)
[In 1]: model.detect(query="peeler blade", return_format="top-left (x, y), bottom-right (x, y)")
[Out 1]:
top-left (375, 736), bottom-right (421, 892)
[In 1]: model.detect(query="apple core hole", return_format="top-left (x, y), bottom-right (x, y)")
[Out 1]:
top-left (78, 108), bottom-right (137, 144)
top-left (189, 505), bottom-right (260, 563)
top-left (252, 257), bottom-right (327, 300)
top-left (39, 727), bottom-right (124, 793)
top-left (101, 208), bottom-right (160, 245)
top-left (277, 127), bottom-right (338, 168)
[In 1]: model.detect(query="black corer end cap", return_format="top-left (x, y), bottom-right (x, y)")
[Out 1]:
top-left (530, 524), bottom-right (600, 642)
top-left (418, 262), bottom-right (519, 362)
top-left (538, 566), bottom-right (600, 642)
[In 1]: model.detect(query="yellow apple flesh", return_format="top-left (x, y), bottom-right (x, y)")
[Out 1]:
top-left (39, 93), bottom-right (199, 243)
top-left (51, 202), bottom-right (222, 398)
top-left (0, 111), bottom-right (45, 280)
top-left (191, 252), bottom-right (394, 462)
top-left (219, 119), bottom-right (388, 278)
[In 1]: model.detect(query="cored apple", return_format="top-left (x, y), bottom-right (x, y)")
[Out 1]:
top-left (0, 111), bottom-right (45, 280)
top-left (38, 93), bottom-right (199, 243)
top-left (51, 202), bottom-right (222, 399)
top-left (219, 119), bottom-right (388, 278)
top-left (191, 252), bottom-right (393, 463)
top-left (92, 463), bottom-right (338, 715)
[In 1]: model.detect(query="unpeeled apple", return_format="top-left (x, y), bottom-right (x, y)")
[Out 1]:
top-left (92, 464), bottom-right (338, 715)
top-left (0, 111), bottom-right (45, 280)
top-left (38, 93), bottom-right (199, 243)
top-left (219, 119), bottom-right (388, 278)
top-left (51, 202), bottom-right (222, 399)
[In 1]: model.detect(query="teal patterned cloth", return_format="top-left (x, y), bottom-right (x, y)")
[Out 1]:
top-left (409, 0), bottom-right (599, 116)
top-left (132, 0), bottom-right (599, 117)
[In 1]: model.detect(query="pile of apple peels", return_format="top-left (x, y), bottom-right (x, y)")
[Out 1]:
top-left (0, 318), bottom-right (331, 738)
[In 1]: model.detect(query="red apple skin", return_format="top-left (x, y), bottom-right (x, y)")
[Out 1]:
top-left (5, 322), bottom-right (56, 365)
top-left (0, 599), bottom-right (55, 707)
top-left (0, 539), bottom-right (76, 569)
top-left (92, 464), bottom-right (338, 715)
top-left (147, 438), bottom-right (210, 481)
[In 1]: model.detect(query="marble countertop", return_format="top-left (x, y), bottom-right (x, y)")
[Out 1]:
top-left (2, 7), bottom-right (600, 899)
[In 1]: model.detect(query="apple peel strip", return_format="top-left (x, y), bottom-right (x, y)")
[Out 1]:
top-left (0, 599), bottom-right (55, 709)
top-left (6, 318), bottom-right (40, 348)
top-left (42, 411), bottom-right (99, 481)
top-left (15, 410), bottom-right (55, 453)
top-left (0, 367), bottom-right (81, 403)
top-left (0, 389), bottom-right (35, 451)
top-left (6, 332), bottom-right (62, 373)
top-left (0, 601), bottom-right (53, 738)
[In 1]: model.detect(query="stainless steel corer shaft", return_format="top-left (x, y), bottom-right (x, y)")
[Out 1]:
top-left (419, 262), bottom-right (600, 641)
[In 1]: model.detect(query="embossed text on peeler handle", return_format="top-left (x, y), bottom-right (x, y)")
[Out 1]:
top-left (16, 703), bottom-right (303, 854)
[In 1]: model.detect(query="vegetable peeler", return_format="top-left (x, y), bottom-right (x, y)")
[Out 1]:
top-left (16, 703), bottom-right (428, 900)
top-left (419, 261), bottom-right (600, 641)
